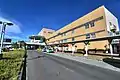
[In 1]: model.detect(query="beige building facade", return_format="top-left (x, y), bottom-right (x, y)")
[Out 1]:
top-left (38, 28), bottom-right (55, 38)
top-left (42, 6), bottom-right (119, 52)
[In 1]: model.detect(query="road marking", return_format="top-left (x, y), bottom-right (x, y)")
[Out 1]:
top-left (62, 66), bottom-right (75, 72)
top-left (26, 61), bottom-right (28, 80)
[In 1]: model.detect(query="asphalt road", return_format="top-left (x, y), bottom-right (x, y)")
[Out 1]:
top-left (27, 50), bottom-right (120, 80)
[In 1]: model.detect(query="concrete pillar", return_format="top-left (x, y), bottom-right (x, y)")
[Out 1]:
top-left (108, 39), bottom-right (113, 55)
top-left (72, 44), bottom-right (75, 55)
top-left (84, 44), bottom-right (88, 56)
top-left (108, 39), bottom-right (114, 58)
top-left (34, 37), bottom-right (35, 42)
top-left (62, 47), bottom-right (64, 53)
top-left (55, 46), bottom-right (58, 53)
top-left (109, 43), bottom-right (113, 55)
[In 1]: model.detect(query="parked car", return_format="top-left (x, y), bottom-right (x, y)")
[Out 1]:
top-left (42, 48), bottom-right (46, 52)
top-left (46, 49), bottom-right (54, 53)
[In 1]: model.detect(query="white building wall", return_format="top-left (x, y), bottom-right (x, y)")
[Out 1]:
top-left (104, 6), bottom-right (119, 35)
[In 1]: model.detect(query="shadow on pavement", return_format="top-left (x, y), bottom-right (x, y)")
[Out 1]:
top-left (27, 55), bottom-right (44, 61)
top-left (103, 58), bottom-right (120, 68)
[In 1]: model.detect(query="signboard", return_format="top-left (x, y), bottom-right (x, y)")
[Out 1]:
top-left (3, 39), bottom-right (11, 42)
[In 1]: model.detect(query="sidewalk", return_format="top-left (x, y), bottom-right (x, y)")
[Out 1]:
top-left (46, 52), bottom-right (120, 72)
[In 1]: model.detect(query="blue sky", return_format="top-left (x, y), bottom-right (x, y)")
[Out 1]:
top-left (0, 0), bottom-right (120, 42)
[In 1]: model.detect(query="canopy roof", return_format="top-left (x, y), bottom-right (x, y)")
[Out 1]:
top-left (29, 35), bottom-right (45, 40)
top-left (26, 42), bottom-right (45, 46)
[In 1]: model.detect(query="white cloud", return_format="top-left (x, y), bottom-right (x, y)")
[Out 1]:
top-left (0, 17), bottom-right (22, 34)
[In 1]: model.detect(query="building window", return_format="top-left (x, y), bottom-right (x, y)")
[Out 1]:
top-left (72, 37), bottom-right (75, 41)
top-left (64, 33), bottom-right (66, 36)
top-left (109, 22), bottom-right (112, 26)
top-left (63, 39), bottom-right (67, 42)
top-left (113, 24), bottom-right (116, 29)
top-left (85, 23), bottom-right (89, 29)
top-left (72, 30), bottom-right (74, 34)
top-left (60, 40), bottom-right (63, 43)
top-left (48, 32), bottom-right (53, 34)
top-left (61, 34), bottom-right (63, 37)
top-left (91, 33), bottom-right (96, 38)
top-left (90, 21), bottom-right (95, 27)
top-left (86, 34), bottom-right (90, 39)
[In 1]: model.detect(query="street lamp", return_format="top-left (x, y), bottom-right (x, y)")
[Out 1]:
top-left (0, 21), bottom-right (13, 55)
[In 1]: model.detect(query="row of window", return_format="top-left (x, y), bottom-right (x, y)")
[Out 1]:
top-left (85, 21), bottom-right (95, 29)
top-left (86, 33), bottom-right (96, 39)
top-left (48, 32), bottom-right (96, 42)
top-left (61, 30), bottom-right (75, 37)
top-left (44, 31), bottom-right (53, 34)
top-left (59, 37), bottom-right (75, 43)
top-left (61, 22), bottom-right (95, 37)
top-left (48, 16), bottom-right (103, 40)
top-left (61, 33), bottom-right (96, 43)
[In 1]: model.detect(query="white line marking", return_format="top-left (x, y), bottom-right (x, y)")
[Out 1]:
top-left (26, 62), bottom-right (28, 80)
top-left (62, 66), bottom-right (75, 72)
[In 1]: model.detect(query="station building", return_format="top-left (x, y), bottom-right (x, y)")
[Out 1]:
top-left (39, 6), bottom-right (120, 54)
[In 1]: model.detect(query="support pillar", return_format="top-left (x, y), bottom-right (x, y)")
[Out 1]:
top-left (72, 43), bottom-right (75, 55)
top-left (84, 44), bottom-right (88, 56)
top-left (55, 45), bottom-right (58, 53)
top-left (109, 44), bottom-right (113, 55)
top-left (84, 41), bottom-right (89, 56)
top-left (108, 39), bottom-right (113, 58)
top-left (62, 46), bottom-right (64, 53)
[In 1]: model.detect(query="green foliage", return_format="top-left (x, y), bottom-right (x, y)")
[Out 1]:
top-left (0, 50), bottom-right (25, 80)
top-left (37, 48), bottom-right (42, 53)
top-left (84, 41), bottom-right (90, 45)
top-left (12, 42), bottom-right (18, 49)
top-left (18, 41), bottom-right (26, 49)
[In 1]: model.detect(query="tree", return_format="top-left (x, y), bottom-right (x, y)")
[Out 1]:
top-left (18, 41), bottom-right (26, 49)
top-left (12, 42), bottom-right (18, 49)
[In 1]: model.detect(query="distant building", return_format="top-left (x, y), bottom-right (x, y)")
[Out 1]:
top-left (26, 28), bottom-right (55, 49)
top-left (2, 38), bottom-right (12, 48)
top-left (38, 28), bottom-right (55, 38)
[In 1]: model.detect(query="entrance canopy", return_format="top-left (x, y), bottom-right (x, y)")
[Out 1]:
top-left (29, 35), bottom-right (46, 43)
top-left (26, 42), bottom-right (45, 46)
top-left (29, 35), bottom-right (43, 40)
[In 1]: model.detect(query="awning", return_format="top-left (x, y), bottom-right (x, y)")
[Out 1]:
top-left (26, 42), bottom-right (45, 46)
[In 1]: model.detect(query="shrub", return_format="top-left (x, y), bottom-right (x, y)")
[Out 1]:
top-left (0, 50), bottom-right (25, 80)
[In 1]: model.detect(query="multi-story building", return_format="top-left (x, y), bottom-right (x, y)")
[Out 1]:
top-left (44, 6), bottom-right (119, 53)
top-left (26, 28), bottom-right (55, 49)
top-left (38, 28), bottom-right (55, 38)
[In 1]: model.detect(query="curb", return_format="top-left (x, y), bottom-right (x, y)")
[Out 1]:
top-left (18, 58), bottom-right (24, 80)
top-left (46, 53), bottom-right (120, 72)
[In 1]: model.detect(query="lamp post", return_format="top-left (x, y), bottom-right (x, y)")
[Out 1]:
top-left (0, 21), bottom-right (13, 55)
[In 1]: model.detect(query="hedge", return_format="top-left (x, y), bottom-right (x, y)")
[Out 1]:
top-left (0, 50), bottom-right (25, 80)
